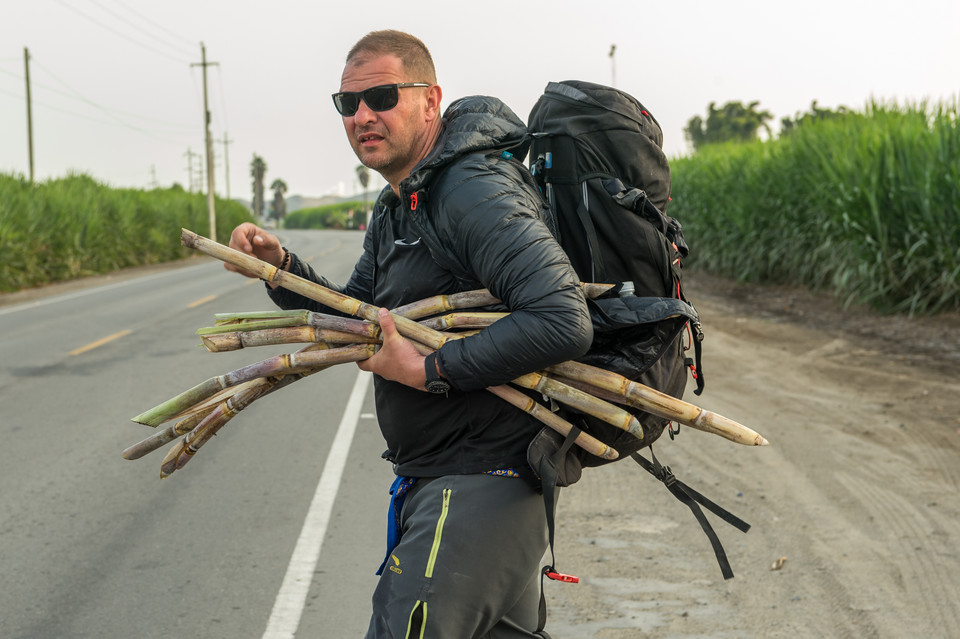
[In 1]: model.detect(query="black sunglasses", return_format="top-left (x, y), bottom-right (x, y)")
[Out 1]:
top-left (332, 83), bottom-right (431, 116)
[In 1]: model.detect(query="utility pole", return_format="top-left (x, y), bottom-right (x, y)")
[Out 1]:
top-left (149, 164), bottom-right (158, 189)
top-left (609, 44), bottom-right (617, 88)
top-left (192, 43), bottom-right (219, 240)
top-left (220, 131), bottom-right (233, 200)
top-left (24, 47), bottom-right (34, 184)
top-left (184, 147), bottom-right (200, 191)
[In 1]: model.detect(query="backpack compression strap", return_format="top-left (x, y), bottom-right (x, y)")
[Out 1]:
top-left (535, 426), bottom-right (582, 632)
top-left (630, 448), bottom-right (750, 579)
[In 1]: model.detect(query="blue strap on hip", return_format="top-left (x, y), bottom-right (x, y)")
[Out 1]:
top-left (376, 475), bottom-right (418, 575)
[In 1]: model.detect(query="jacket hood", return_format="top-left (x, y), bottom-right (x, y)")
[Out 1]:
top-left (400, 96), bottom-right (530, 195)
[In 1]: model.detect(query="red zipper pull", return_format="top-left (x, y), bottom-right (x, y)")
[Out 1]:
top-left (544, 569), bottom-right (580, 583)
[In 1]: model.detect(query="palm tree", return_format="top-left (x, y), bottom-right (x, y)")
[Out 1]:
top-left (270, 178), bottom-right (288, 225)
top-left (356, 164), bottom-right (371, 227)
top-left (356, 164), bottom-right (371, 192)
top-left (250, 154), bottom-right (267, 220)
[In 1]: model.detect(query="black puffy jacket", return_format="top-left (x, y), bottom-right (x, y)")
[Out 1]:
top-left (270, 96), bottom-right (593, 477)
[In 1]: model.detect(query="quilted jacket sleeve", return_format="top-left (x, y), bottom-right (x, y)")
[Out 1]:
top-left (266, 216), bottom-right (377, 314)
top-left (422, 154), bottom-right (593, 391)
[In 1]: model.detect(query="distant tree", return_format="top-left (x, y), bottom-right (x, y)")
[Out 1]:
top-left (356, 164), bottom-right (370, 192)
top-left (684, 100), bottom-right (774, 151)
top-left (250, 154), bottom-right (267, 219)
top-left (270, 178), bottom-right (288, 224)
top-left (355, 164), bottom-right (371, 226)
top-left (780, 100), bottom-right (850, 135)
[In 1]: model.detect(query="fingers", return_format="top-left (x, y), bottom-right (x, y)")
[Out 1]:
top-left (251, 231), bottom-right (282, 257)
top-left (357, 309), bottom-right (394, 373)
top-left (357, 309), bottom-right (427, 390)
top-left (377, 307), bottom-right (397, 341)
top-left (228, 222), bottom-right (259, 254)
top-left (224, 223), bottom-right (283, 278)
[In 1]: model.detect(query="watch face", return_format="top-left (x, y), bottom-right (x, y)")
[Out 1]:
top-left (426, 380), bottom-right (450, 394)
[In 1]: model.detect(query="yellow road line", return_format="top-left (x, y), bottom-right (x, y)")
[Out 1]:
top-left (69, 329), bottom-right (133, 356)
top-left (188, 294), bottom-right (217, 308)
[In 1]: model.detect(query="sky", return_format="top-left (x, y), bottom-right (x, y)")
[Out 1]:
top-left (1, 0), bottom-right (958, 203)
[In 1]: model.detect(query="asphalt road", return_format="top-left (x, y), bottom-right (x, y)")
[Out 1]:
top-left (0, 229), bottom-right (393, 638)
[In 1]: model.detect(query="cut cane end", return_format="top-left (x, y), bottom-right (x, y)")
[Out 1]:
top-left (131, 414), bottom-right (163, 428)
top-left (121, 445), bottom-right (144, 460)
top-left (756, 435), bottom-right (770, 446)
top-left (600, 447), bottom-right (619, 461)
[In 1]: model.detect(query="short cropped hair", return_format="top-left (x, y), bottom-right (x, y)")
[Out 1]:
top-left (346, 30), bottom-right (437, 84)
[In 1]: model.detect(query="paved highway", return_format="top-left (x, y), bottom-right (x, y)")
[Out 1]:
top-left (0, 229), bottom-right (393, 638)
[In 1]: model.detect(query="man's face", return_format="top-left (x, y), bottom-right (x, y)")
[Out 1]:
top-left (338, 54), bottom-right (435, 185)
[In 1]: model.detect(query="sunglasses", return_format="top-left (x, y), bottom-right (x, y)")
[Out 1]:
top-left (332, 83), bottom-right (431, 116)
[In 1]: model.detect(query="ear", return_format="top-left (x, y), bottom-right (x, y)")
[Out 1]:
top-left (424, 84), bottom-right (443, 121)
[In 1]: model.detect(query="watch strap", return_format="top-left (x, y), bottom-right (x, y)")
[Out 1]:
top-left (424, 352), bottom-right (451, 394)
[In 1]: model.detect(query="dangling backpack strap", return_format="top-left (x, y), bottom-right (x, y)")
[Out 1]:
top-left (630, 448), bottom-right (750, 580)
top-left (530, 426), bottom-right (582, 632)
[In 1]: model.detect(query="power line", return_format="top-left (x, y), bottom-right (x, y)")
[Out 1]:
top-left (216, 66), bottom-right (230, 133)
top-left (0, 66), bottom-right (24, 82)
top-left (0, 86), bottom-right (24, 101)
top-left (51, 0), bottom-right (192, 66)
top-left (0, 65), bottom-right (196, 132)
top-left (84, 0), bottom-right (196, 59)
top-left (29, 58), bottom-right (199, 137)
top-left (0, 70), bottom-right (192, 146)
top-left (15, 94), bottom-right (191, 145)
top-left (103, 0), bottom-right (197, 49)
top-left (189, 66), bottom-right (204, 110)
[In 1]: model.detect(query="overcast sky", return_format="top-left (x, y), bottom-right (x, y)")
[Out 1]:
top-left (1, 0), bottom-right (957, 202)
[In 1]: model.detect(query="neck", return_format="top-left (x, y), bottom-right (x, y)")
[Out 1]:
top-left (386, 120), bottom-right (443, 195)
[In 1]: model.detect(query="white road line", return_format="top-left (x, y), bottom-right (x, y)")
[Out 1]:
top-left (262, 369), bottom-right (372, 639)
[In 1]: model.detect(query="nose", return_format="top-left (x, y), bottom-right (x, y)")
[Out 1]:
top-left (352, 98), bottom-right (378, 125)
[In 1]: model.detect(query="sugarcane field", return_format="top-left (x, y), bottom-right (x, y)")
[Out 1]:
top-left (0, 227), bottom-right (957, 638)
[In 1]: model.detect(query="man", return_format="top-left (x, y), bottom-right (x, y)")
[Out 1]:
top-left (227, 30), bottom-right (592, 638)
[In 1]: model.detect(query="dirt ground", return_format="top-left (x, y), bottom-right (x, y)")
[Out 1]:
top-left (544, 272), bottom-right (960, 638)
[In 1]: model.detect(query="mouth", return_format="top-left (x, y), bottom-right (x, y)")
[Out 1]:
top-left (358, 131), bottom-right (384, 147)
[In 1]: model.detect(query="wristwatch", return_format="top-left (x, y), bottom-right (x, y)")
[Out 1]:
top-left (424, 353), bottom-right (451, 394)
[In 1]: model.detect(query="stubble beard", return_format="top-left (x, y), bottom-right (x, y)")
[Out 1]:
top-left (355, 135), bottom-right (416, 185)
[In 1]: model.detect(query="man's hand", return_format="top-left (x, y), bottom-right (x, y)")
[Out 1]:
top-left (226, 222), bottom-right (285, 280)
top-left (358, 308), bottom-right (429, 391)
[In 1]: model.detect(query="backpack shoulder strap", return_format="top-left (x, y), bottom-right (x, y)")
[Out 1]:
top-left (630, 448), bottom-right (750, 580)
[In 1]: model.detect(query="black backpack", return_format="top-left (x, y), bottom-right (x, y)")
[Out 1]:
top-left (527, 80), bottom-right (704, 465)
top-left (524, 82), bottom-right (748, 598)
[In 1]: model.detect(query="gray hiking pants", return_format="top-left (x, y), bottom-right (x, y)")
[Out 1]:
top-left (365, 473), bottom-right (553, 639)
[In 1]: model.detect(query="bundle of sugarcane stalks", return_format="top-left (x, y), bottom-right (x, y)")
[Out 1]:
top-left (122, 229), bottom-right (768, 478)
